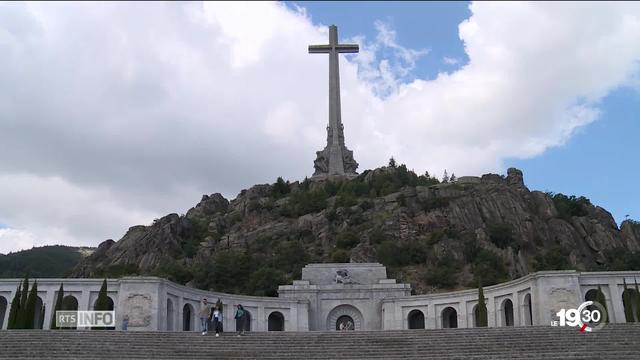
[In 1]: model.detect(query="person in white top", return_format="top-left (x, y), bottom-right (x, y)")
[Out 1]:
top-left (211, 306), bottom-right (222, 337)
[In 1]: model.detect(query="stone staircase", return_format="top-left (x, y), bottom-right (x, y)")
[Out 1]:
top-left (2, 324), bottom-right (640, 359)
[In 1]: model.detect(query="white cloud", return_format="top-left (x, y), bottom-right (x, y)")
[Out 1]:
top-left (443, 56), bottom-right (460, 65)
top-left (0, 2), bottom-right (639, 253)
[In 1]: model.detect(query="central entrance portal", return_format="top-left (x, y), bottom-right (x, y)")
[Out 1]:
top-left (336, 315), bottom-right (355, 330)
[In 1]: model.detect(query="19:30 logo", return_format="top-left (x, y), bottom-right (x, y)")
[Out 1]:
top-left (552, 301), bottom-right (607, 332)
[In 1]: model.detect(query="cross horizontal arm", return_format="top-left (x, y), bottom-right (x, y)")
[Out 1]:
top-left (335, 44), bottom-right (359, 53)
top-left (309, 45), bottom-right (332, 53)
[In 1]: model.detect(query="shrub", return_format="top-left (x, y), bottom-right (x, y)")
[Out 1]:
top-left (421, 197), bottom-right (450, 212)
top-left (423, 254), bottom-right (458, 288)
top-left (487, 223), bottom-right (516, 249)
top-left (246, 268), bottom-right (287, 297)
top-left (285, 189), bottom-right (328, 217)
top-left (336, 231), bottom-right (360, 250)
top-left (548, 193), bottom-right (591, 220)
top-left (330, 249), bottom-right (351, 263)
top-left (533, 245), bottom-right (573, 271)
top-left (271, 177), bottom-right (290, 198)
top-left (471, 249), bottom-right (509, 286)
top-left (376, 241), bottom-right (409, 266)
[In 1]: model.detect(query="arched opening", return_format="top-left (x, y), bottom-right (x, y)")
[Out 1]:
top-left (501, 299), bottom-right (514, 326)
top-left (336, 315), bottom-right (355, 330)
top-left (326, 304), bottom-right (364, 331)
top-left (33, 296), bottom-right (44, 329)
top-left (523, 294), bottom-right (533, 326)
top-left (408, 309), bottom-right (425, 329)
top-left (93, 296), bottom-right (115, 311)
top-left (584, 289), bottom-right (601, 317)
top-left (62, 295), bottom-right (78, 329)
top-left (622, 288), bottom-right (639, 322)
top-left (268, 311), bottom-right (284, 331)
top-left (236, 310), bottom-right (252, 332)
top-left (441, 307), bottom-right (457, 328)
top-left (0, 296), bottom-right (7, 329)
top-left (473, 305), bottom-right (480, 327)
top-left (167, 299), bottom-right (174, 331)
top-left (182, 304), bottom-right (193, 331)
top-left (585, 289), bottom-right (598, 302)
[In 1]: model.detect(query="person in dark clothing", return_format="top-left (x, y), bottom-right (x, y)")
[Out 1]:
top-left (234, 304), bottom-right (247, 336)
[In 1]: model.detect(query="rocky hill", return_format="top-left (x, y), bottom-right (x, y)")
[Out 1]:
top-left (71, 165), bottom-right (640, 295)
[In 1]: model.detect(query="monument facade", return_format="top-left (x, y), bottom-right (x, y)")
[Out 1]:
top-left (1, 264), bottom-right (639, 332)
top-left (309, 25), bottom-right (359, 178)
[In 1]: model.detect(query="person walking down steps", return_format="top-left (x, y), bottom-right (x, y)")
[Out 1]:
top-left (234, 304), bottom-right (247, 336)
top-left (210, 305), bottom-right (222, 337)
top-left (199, 298), bottom-right (211, 335)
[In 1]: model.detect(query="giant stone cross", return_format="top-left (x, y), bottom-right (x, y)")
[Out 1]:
top-left (309, 25), bottom-right (359, 178)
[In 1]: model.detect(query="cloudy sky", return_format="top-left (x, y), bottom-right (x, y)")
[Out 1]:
top-left (1, 2), bottom-right (639, 254)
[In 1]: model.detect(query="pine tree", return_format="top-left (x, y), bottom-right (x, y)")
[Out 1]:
top-left (16, 275), bottom-right (30, 329)
top-left (93, 279), bottom-right (111, 329)
top-left (50, 284), bottom-right (64, 330)
top-left (442, 170), bottom-right (449, 184)
top-left (623, 279), bottom-right (635, 322)
top-left (22, 281), bottom-right (38, 329)
top-left (388, 157), bottom-right (397, 168)
top-left (477, 281), bottom-right (488, 327)
top-left (450, 173), bottom-right (457, 182)
top-left (7, 282), bottom-right (21, 329)
top-left (595, 285), bottom-right (608, 323)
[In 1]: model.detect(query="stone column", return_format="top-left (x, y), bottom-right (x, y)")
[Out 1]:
top-left (176, 297), bottom-right (184, 331)
top-left (458, 300), bottom-right (467, 328)
top-left (607, 280), bottom-right (624, 323)
top-left (512, 292), bottom-right (521, 326)
top-left (487, 296), bottom-right (496, 327)
top-left (257, 305), bottom-right (265, 332)
top-left (427, 302), bottom-right (436, 329)
top-left (42, 288), bottom-right (57, 330)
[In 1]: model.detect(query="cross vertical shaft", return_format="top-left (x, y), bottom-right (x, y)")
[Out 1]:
top-left (309, 25), bottom-right (359, 177)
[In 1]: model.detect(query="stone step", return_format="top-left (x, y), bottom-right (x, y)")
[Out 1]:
top-left (1, 324), bottom-right (640, 359)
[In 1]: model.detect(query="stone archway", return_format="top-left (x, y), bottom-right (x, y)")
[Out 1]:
top-left (183, 303), bottom-right (193, 331)
top-left (93, 296), bottom-right (115, 311)
top-left (166, 299), bottom-right (174, 331)
top-left (501, 299), bottom-right (514, 326)
top-left (408, 309), bottom-right (425, 329)
top-left (441, 307), bottom-right (457, 328)
top-left (326, 305), bottom-right (364, 331)
top-left (523, 293), bottom-right (533, 326)
top-left (622, 288), bottom-right (639, 322)
top-left (34, 296), bottom-right (44, 329)
top-left (62, 295), bottom-right (79, 329)
top-left (268, 311), bottom-right (284, 331)
top-left (0, 296), bottom-right (7, 329)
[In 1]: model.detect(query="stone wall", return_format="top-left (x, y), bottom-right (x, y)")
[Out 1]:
top-left (1, 267), bottom-right (639, 332)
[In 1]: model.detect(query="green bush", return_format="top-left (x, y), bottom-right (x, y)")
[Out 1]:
top-left (471, 249), bottom-right (509, 286)
top-left (246, 268), bottom-right (287, 297)
top-left (284, 189), bottom-right (328, 217)
top-left (271, 177), bottom-right (290, 198)
top-left (336, 231), bottom-right (360, 250)
top-left (548, 192), bottom-right (591, 220)
top-left (376, 241), bottom-right (409, 266)
top-left (487, 223), bottom-right (516, 249)
top-left (330, 249), bottom-right (351, 263)
top-left (421, 197), bottom-right (450, 212)
top-left (533, 246), bottom-right (573, 271)
top-left (423, 254), bottom-right (458, 288)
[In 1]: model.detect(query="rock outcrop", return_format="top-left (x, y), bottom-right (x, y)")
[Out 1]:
top-left (72, 167), bottom-right (640, 294)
